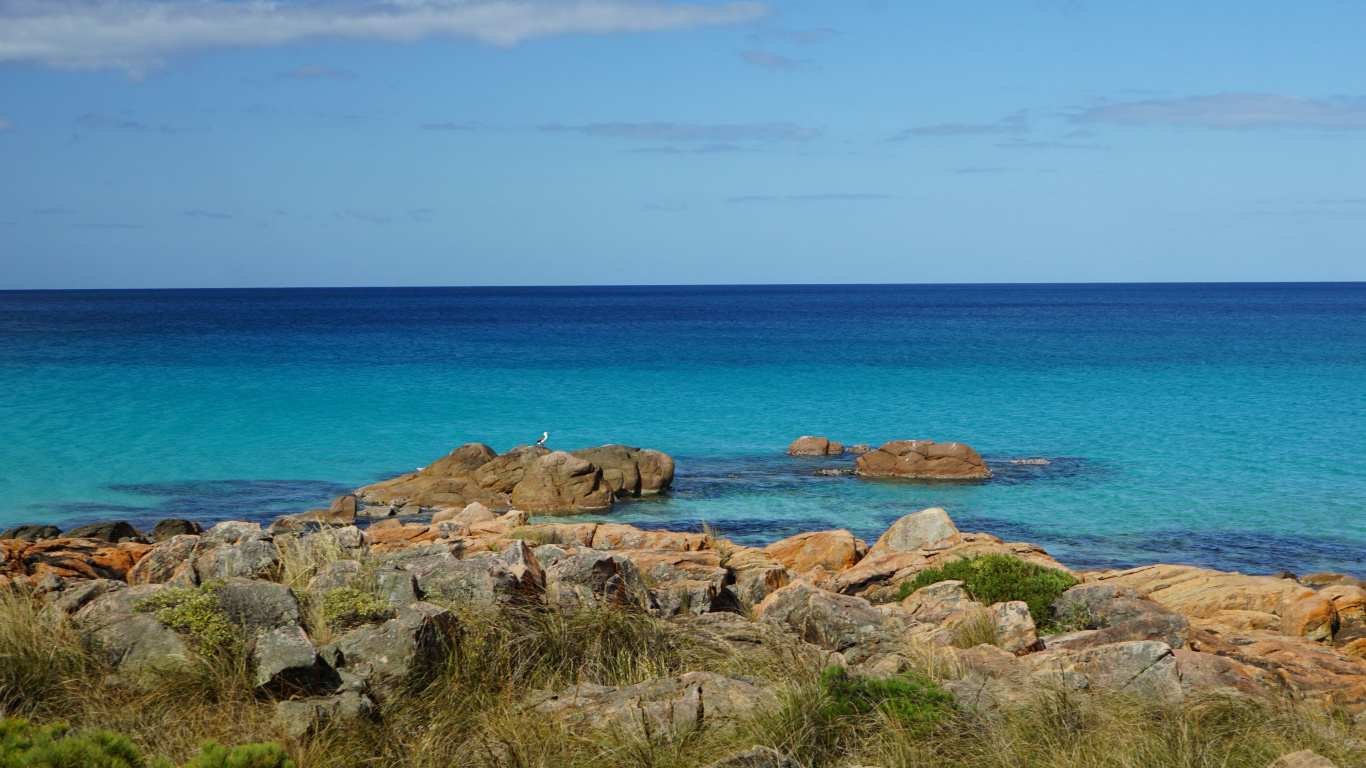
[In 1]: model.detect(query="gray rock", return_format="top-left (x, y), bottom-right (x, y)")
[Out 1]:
top-left (868, 508), bottom-right (958, 555)
top-left (74, 584), bottom-right (164, 623)
top-left (407, 553), bottom-right (538, 604)
top-left (754, 581), bottom-right (888, 652)
top-left (1025, 640), bottom-right (1182, 699)
top-left (65, 521), bottom-right (145, 543)
top-left (543, 550), bottom-right (649, 610)
top-left (128, 534), bottom-right (202, 585)
top-left (532, 671), bottom-right (776, 732)
top-left (0, 524), bottom-right (63, 542)
top-left (34, 573), bottom-right (67, 593)
top-left (253, 625), bottom-right (325, 690)
top-left (89, 612), bottom-right (192, 673)
top-left (203, 520), bottom-right (270, 545)
top-left (991, 600), bottom-right (1042, 653)
top-left (320, 602), bottom-right (455, 702)
top-left (531, 544), bottom-right (572, 567)
top-left (151, 519), bottom-right (202, 542)
top-left (1265, 750), bottom-right (1339, 768)
top-left (374, 567), bottom-right (420, 606)
top-left (1047, 613), bottom-right (1194, 651)
top-left (273, 692), bottom-right (374, 740)
top-left (307, 560), bottom-right (364, 593)
top-left (703, 746), bottom-right (805, 768)
top-left (1050, 583), bottom-right (1173, 629)
top-left (900, 580), bottom-right (979, 624)
top-left (216, 577), bottom-right (301, 639)
top-left (195, 538), bottom-right (280, 581)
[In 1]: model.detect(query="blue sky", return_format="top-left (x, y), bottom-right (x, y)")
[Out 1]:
top-left (2, 0), bottom-right (1365, 288)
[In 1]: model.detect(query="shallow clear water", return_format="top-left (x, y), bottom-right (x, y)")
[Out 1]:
top-left (1, 284), bottom-right (1363, 575)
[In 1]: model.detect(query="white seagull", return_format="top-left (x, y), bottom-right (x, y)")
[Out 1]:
top-left (535, 431), bottom-right (549, 446)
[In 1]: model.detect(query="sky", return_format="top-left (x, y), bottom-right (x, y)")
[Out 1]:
top-left (2, 0), bottom-right (1365, 289)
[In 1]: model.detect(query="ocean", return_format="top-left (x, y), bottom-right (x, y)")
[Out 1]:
top-left (1, 283), bottom-right (1363, 576)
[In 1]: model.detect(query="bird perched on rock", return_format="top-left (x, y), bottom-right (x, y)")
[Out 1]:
top-left (535, 431), bottom-right (548, 446)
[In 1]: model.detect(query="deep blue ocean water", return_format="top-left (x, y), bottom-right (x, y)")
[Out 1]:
top-left (1, 284), bottom-right (1364, 576)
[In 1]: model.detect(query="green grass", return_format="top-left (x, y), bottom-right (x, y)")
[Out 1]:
top-left (0, 719), bottom-right (291, 768)
top-left (817, 667), bottom-right (953, 731)
top-left (894, 554), bottom-right (1077, 626)
top-left (317, 587), bottom-right (394, 631)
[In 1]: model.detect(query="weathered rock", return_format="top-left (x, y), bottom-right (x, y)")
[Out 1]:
top-left (531, 671), bottom-right (776, 732)
top-left (1282, 596), bottom-right (1339, 642)
top-left (621, 550), bottom-right (729, 615)
top-left (510, 451), bottom-right (614, 512)
top-left (474, 445), bottom-right (552, 492)
top-left (420, 442), bottom-right (498, 477)
top-left (991, 600), bottom-right (1042, 653)
top-left (570, 445), bottom-right (675, 496)
top-left (355, 473), bottom-right (510, 513)
top-left (320, 602), bottom-right (454, 702)
top-left (1050, 583), bottom-right (1174, 628)
top-left (253, 625), bottom-right (325, 690)
top-left (14, 538), bottom-right (151, 581)
top-left (50, 578), bottom-right (126, 615)
top-left (787, 436), bottom-right (844, 456)
top-left (73, 583), bottom-right (164, 622)
top-left (1266, 751), bottom-right (1339, 768)
top-left (1100, 565), bottom-right (1313, 618)
top-left (1048, 613), bottom-right (1195, 652)
top-left (764, 530), bottom-right (866, 579)
top-left (151, 519), bottom-right (202, 542)
top-left (1024, 640), bottom-right (1183, 699)
top-left (127, 534), bottom-right (201, 585)
top-left (1301, 572), bottom-right (1366, 590)
top-left (216, 577), bottom-right (301, 639)
top-left (1206, 609), bottom-right (1281, 632)
top-left (869, 507), bottom-right (959, 555)
top-left (900, 580), bottom-right (980, 624)
top-left (819, 550), bottom-right (925, 598)
top-left (723, 548), bottom-right (790, 607)
top-left (855, 439), bottom-right (991, 480)
top-left (407, 553), bottom-right (540, 604)
top-left (1317, 584), bottom-right (1366, 632)
top-left (431, 501), bottom-right (497, 526)
top-left (848, 444), bottom-right (872, 455)
top-left (274, 692), bottom-right (374, 740)
top-left (0, 524), bottom-right (62, 542)
top-left (89, 612), bottom-right (192, 673)
top-left (702, 746), bottom-right (805, 768)
top-left (755, 581), bottom-right (887, 651)
top-left (374, 567), bottom-right (420, 606)
top-left (65, 521), bottom-right (145, 543)
top-left (543, 550), bottom-right (648, 610)
top-left (591, 524), bottom-right (709, 552)
top-left (506, 522), bottom-right (599, 548)
top-left (1172, 649), bottom-right (1268, 698)
top-left (195, 538), bottom-right (279, 582)
top-left (307, 559), bottom-right (364, 593)
top-left (203, 520), bottom-right (270, 545)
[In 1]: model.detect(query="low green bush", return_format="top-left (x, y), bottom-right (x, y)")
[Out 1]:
top-left (319, 588), bottom-right (394, 630)
top-left (133, 581), bottom-right (233, 652)
top-left (817, 666), bottom-right (953, 732)
top-left (0, 719), bottom-right (290, 768)
top-left (894, 553), bottom-right (1077, 626)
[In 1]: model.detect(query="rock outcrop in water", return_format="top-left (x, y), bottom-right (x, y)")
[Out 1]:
top-left (354, 442), bottom-right (674, 515)
top-left (787, 436), bottom-right (845, 456)
top-left (855, 439), bottom-right (992, 480)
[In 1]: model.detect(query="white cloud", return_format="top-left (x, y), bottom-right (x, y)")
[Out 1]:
top-left (1076, 93), bottom-right (1366, 130)
top-left (0, 117), bottom-right (13, 131)
top-left (0, 0), bottom-right (771, 72)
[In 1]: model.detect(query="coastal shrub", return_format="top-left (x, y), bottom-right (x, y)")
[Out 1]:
top-left (134, 581), bottom-right (233, 652)
top-left (895, 554), bottom-right (1077, 625)
top-left (180, 739), bottom-right (292, 768)
top-left (318, 587), bottom-right (394, 631)
top-left (0, 718), bottom-right (146, 768)
top-left (0, 590), bottom-right (97, 713)
top-left (818, 667), bottom-right (952, 731)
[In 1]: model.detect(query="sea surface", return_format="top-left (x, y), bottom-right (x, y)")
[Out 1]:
top-left (1, 284), bottom-right (1364, 576)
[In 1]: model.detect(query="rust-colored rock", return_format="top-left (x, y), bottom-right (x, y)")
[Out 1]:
top-left (1282, 596), bottom-right (1339, 642)
top-left (474, 445), bottom-right (551, 492)
top-left (6, 538), bottom-right (151, 581)
top-left (763, 530), bottom-right (866, 579)
top-left (855, 439), bottom-right (991, 480)
top-left (1100, 564), bottom-right (1313, 618)
top-left (570, 445), bottom-right (675, 496)
top-left (591, 524), bottom-right (710, 552)
top-left (787, 436), bottom-right (844, 456)
top-left (509, 451), bottom-right (614, 512)
top-left (420, 443), bottom-right (498, 477)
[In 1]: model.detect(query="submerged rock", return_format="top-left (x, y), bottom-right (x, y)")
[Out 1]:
top-left (855, 439), bottom-right (991, 480)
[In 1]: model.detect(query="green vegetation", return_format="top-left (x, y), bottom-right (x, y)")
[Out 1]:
top-left (895, 553), bottom-right (1077, 625)
top-left (817, 666), bottom-right (952, 731)
top-left (0, 719), bottom-right (290, 768)
top-left (318, 587), bottom-right (393, 631)
top-left (132, 581), bottom-right (234, 652)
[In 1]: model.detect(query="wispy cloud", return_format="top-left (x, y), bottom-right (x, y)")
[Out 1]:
top-left (630, 142), bottom-right (747, 153)
top-left (644, 201), bottom-right (687, 211)
top-left (0, 117), bottom-right (13, 132)
top-left (890, 112), bottom-right (1028, 140)
top-left (277, 63), bottom-right (356, 80)
top-left (70, 222), bottom-right (143, 229)
top-left (340, 209), bottom-right (388, 224)
top-left (32, 206), bottom-right (72, 214)
top-left (1076, 93), bottom-right (1366, 130)
top-left (748, 28), bottom-right (838, 44)
top-left (542, 121), bottom-right (819, 142)
top-left (0, 0), bottom-right (771, 73)
top-left (421, 122), bottom-right (480, 131)
top-left (726, 193), bottom-right (890, 203)
top-left (740, 50), bottom-right (795, 71)
top-left (407, 208), bottom-right (434, 222)
top-left (996, 138), bottom-right (1098, 150)
top-left (182, 209), bottom-right (235, 219)
top-left (78, 112), bottom-right (147, 131)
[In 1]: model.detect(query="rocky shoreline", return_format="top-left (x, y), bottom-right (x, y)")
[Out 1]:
top-left (3, 439), bottom-right (1364, 766)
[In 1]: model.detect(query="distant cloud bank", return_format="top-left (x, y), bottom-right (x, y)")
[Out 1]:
top-left (1077, 93), bottom-right (1366, 130)
top-left (0, 0), bottom-right (771, 72)
top-left (541, 121), bottom-right (819, 141)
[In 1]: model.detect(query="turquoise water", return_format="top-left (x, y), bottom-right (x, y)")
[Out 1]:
top-left (1, 284), bottom-right (1363, 575)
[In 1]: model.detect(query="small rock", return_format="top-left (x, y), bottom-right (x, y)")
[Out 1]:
top-left (151, 519), bottom-right (202, 542)
top-left (307, 560), bottom-right (363, 593)
top-left (1009, 458), bottom-right (1051, 465)
top-left (357, 505), bottom-right (396, 518)
top-left (764, 530), bottom-right (866, 578)
top-left (65, 521), bottom-right (145, 543)
top-left (128, 534), bottom-right (201, 585)
top-left (1282, 595), bottom-right (1338, 642)
top-left (869, 507), bottom-right (958, 555)
top-left (991, 600), bottom-right (1042, 653)
top-left (321, 602), bottom-right (455, 702)
top-left (1265, 751), bottom-right (1339, 768)
top-left (813, 468), bottom-right (854, 477)
top-left (274, 692), bottom-right (373, 740)
top-left (0, 524), bottom-right (63, 542)
top-left (754, 581), bottom-right (887, 651)
top-left (855, 440), bottom-right (992, 480)
top-left (216, 577), bottom-right (302, 639)
top-left (432, 501), bottom-right (497, 526)
top-left (787, 436), bottom-right (844, 456)
top-left (89, 612), bottom-right (192, 674)
top-left (253, 625), bottom-right (325, 690)
top-left (848, 444), bottom-right (872, 455)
